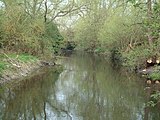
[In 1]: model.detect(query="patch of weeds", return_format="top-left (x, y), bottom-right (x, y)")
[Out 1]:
top-left (148, 72), bottom-right (160, 81)
top-left (122, 46), bottom-right (152, 69)
top-left (146, 91), bottom-right (160, 107)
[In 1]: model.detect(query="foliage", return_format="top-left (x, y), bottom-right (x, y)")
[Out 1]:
top-left (2, 9), bottom-right (46, 54)
top-left (100, 9), bottom-right (145, 49)
top-left (147, 91), bottom-right (160, 107)
top-left (74, 17), bottom-right (100, 51)
top-left (44, 22), bottom-right (64, 54)
top-left (70, 0), bottom-right (160, 70)
top-left (0, 0), bottom-right (67, 56)
top-left (122, 46), bottom-right (152, 68)
top-left (0, 0), bottom-right (159, 70)
top-left (73, 1), bottom-right (146, 53)
top-left (148, 72), bottom-right (160, 81)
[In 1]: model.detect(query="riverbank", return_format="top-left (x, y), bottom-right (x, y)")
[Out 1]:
top-left (0, 52), bottom-right (56, 84)
top-left (92, 49), bottom-right (160, 84)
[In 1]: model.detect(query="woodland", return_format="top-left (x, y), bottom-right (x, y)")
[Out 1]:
top-left (0, 0), bottom-right (160, 76)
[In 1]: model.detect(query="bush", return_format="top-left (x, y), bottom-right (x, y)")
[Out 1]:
top-left (0, 3), bottom-right (63, 56)
top-left (122, 46), bottom-right (152, 69)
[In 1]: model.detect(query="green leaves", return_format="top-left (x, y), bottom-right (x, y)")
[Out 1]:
top-left (148, 72), bottom-right (160, 81)
top-left (0, 0), bottom-right (65, 55)
top-left (147, 91), bottom-right (160, 107)
top-left (44, 22), bottom-right (64, 54)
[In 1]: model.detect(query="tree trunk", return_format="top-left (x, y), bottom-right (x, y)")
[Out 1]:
top-left (147, 0), bottom-right (153, 45)
top-left (44, 0), bottom-right (48, 22)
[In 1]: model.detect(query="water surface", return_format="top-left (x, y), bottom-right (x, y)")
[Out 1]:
top-left (0, 52), bottom-right (160, 120)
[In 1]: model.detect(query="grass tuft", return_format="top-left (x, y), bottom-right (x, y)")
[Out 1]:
top-left (17, 54), bottom-right (38, 62)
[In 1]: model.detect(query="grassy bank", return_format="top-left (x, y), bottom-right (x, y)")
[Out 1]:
top-left (0, 52), bottom-right (57, 84)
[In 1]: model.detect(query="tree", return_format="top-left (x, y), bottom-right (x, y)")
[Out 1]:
top-left (147, 0), bottom-right (153, 45)
top-left (127, 0), bottom-right (160, 45)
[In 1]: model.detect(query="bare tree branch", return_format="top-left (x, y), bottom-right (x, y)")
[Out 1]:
top-left (44, 0), bottom-right (47, 22)
top-left (49, 4), bottom-right (85, 22)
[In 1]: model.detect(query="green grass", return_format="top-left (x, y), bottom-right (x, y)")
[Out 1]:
top-left (17, 54), bottom-right (38, 62)
top-left (4, 53), bottom-right (38, 62)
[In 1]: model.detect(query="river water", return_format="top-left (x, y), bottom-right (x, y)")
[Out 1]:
top-left (0, 52), bottom-right (160, 120)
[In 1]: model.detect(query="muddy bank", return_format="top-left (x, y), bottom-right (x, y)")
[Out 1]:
top-left (0, 59), bottom-right (56, 84)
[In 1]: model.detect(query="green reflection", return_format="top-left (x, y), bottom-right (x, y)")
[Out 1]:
top-left (57, 52), bottom-right (145, 120)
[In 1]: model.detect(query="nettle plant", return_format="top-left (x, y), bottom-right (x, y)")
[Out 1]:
top-left (147, 91), bottom-right (160, 107)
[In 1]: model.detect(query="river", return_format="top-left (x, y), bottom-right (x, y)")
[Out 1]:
top-left (0, 52), bottom-right (160, 120)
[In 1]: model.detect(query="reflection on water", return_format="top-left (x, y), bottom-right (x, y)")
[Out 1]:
top-left (0, 52), bottom-right (160, 120)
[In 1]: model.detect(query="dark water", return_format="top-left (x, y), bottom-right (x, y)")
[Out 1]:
top-left (0, 52), bottom-right (160, 120)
